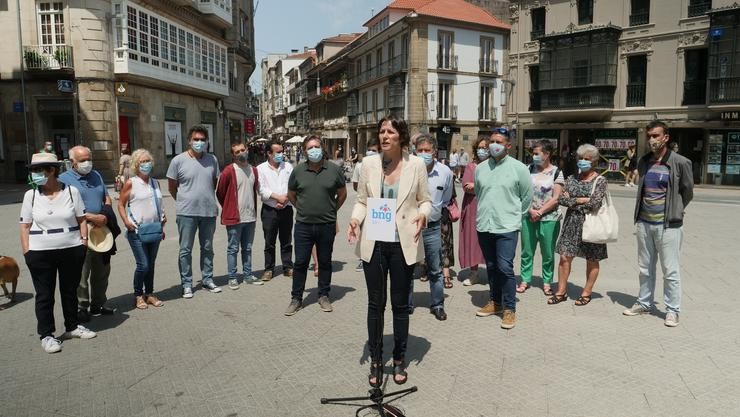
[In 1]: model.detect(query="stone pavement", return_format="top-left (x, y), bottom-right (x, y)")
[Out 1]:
top-left (1, 183), bottom-right (740, 417)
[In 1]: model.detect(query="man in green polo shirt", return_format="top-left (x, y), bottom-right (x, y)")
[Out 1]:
top-left (474, 128), bottom-right (532, 329)
top-left (285, 135), bottom-right (347, 316)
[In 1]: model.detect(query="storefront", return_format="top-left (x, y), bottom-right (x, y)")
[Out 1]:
top-left (706, 130), bottom-right (740, 186)
top-left (522, 129), bottom-right (560, 165)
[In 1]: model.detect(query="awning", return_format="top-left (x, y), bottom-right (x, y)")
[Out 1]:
top-left (285, 135), bottom-right (303, 144)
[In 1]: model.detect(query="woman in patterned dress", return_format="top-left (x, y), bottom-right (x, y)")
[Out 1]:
top-left (549, 144), bottom-right (608, 306)
top-left (440, 186), bottom-right (457, 288)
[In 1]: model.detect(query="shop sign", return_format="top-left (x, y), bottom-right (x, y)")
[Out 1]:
top-left (594, 139), bottom-right (636, 150)
top-left (727, 165), bottom-right (740, 175)
top-left (608, 159), bottom-right (621, 172)
top-left (708, 164), bottom-right (722, 174)
top-left (12, 102), bottom-right (23, 112)
top-left (525, 138), bottom-right (558, 149)
top-left (720, 112), bottom-right (740, 121)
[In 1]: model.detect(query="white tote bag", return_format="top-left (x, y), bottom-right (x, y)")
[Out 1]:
top-left (581, 177), bottom-right (619, 244)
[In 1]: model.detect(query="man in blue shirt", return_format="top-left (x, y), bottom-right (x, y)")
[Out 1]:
top-left (59, 145), bottom-right (114, 322)
top-left (411, 134), bottom-right (453, 321)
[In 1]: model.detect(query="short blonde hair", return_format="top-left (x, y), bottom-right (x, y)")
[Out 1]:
top-left (576, 144), bottom-right (599, 160)
top-left (130, 148), bottom-right (153, 175)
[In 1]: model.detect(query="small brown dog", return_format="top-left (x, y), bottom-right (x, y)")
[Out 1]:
top-left (0, 255), bottom-right (20, 303)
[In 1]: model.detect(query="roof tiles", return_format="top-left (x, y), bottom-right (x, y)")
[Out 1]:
top-left (388, 0), bottom-right (509, 30)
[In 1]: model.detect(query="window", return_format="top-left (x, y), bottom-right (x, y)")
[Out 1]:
top-left (531, 7), bottom-right (545, 40)
top-left (372, 89), bottom-right (379, 121)
top-left (388, 40), bottom-right (395, 63)
top-left (38, 2), bottom-right (65, 47)
top-left (361, 91), bottom-right (368, 121)
top-left (438, 31), bottom-right (455, 69)
top-left (529, 66), bottom-right (541, 111)
top-left (688, 0), bottom-right (711, 18)
top-left (630, 0), bottom-right (650, 26)
top-left (401, 34), bottom-right (409, 68)
top-left (578, 0), bottom-right (593, 25)
top-left (480, 37), bottom-right (496, 73)
top-left (683, 49), bottom-right (707, 105)
top-left (479, 85), bottom-right (494, 120)
top-left (709, 11), bottom-right (740, 103)
top-left (376, 48), bottom-right (383, 74)
top-left (438, 83), bottom-right (453, 119)
top-left (383, 85), bottom-right (389, 113)
top-left (626, 55), bottom-right (647, 107)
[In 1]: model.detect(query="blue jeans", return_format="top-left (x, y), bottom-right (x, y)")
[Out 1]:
top-left (176, 215), bottom-right (216, 289)
top-left (636, 222), bottom-right (683, 313)
top-left (409, 221), bottom-right (444, 310)
top-left (126, 230), bottom-right (161, 296)
top-left (227, 222), bottom-right (256, 281)
top-left (291, 222), bottom-right (336, 301)
top-left (478, 231), bottom-right (519, 310)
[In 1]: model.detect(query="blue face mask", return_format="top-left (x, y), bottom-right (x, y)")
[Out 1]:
top-left (577, 159), bottom-right (593, 172)
top-left (366, 150), bottom-right (378, 157)
top-left (191, 140), bottom-right (206, 153)
top-left (139, 162), bottom-right (153, 174)
top-left (273, 153), bottom-right (284, 163)
top-left (476, 149), bottom-right (490, 160)
top-left (532, 154), bottom-right (543, 165)
top-left (418, 152), bottom-right (433, 166)
top-left (31, 171), bottom-right (48, 186)
top-left (307, 148), bottom-right (323, 163)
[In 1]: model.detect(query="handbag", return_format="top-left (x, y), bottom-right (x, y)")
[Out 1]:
top-left (127, 179), bottom-right (163, 243)
top-left (581, 176), bottom-right (619, 244)
top-left (446, 198), bottom-right (461, 222)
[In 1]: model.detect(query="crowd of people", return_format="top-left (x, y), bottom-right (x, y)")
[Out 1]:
top-left (19, 118), bottom-right (694, 387)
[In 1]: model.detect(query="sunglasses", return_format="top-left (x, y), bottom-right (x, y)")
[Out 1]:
top-left (493, 127), bottom-right (510, 137)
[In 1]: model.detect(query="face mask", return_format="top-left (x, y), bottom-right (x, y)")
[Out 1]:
top-left (191, 140), bottom-right (206, 153)
top-left (31, 171), bottom-right (48, 186)
top-left (489, 142), bottom-right (506, 158)
top-left (649, 138), bottom-right (664, 153)
top-left (236, 153), bottom-right (248, 163)
top-left (532, 154), bottom-right (543, 165)
top-left (577, 159), bottom-right (592, 172)
top-left (476, 149), bottom-right (489, 160)
top-left (45, 145), bottom-right (53, 152)
top-left (366, 150), bottom-right (378, 157)
top-left (76, 161), bottom-right (93, 175)
top-left (418, 152), bottom-right (434, 166)
top-left (139, 162), bottom-right (153, 174)
top-left (307, 148), bottom-right (323, 163)
top-left (273, 153), bottom-right (284, 163)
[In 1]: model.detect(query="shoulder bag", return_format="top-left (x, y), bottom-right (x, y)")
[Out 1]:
top-left (581, 176), bottom-right (619, 244)
top-left (128, 179), bottom-right (163, 243)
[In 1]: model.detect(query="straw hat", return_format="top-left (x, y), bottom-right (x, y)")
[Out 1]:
top-left (88, 224), bottom-right (114, 253)
top-left (28, 152), bottom-right (62, 168)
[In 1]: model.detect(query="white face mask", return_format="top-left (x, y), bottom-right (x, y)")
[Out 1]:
top-left (76, 160), bottom-right (93, 175)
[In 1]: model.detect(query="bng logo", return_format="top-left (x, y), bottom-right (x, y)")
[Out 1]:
top-left (371, 204), bottom-right (393, 222)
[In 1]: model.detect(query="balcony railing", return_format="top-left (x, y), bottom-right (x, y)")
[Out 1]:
top-left (709, 77), bottom-right (740, 104)
top-left (479, 59), bottom-right (499, 74)
top-left (23, 45), bottom-right (74, 71)
top-left (437, 104), bottom-right (458, 120)
top-left (629, 12), bottom-right (649, 26)
top-left (688, 1), bottom-right (711, 17)
top-left (529, 91), bottom-right (541, 111)
top-left (347, 55), bottom-right (406, 89)
top-left (682, 80), bottom-right (706, 105)
top-left (539, 86), bottom-right (615, 110)
top-left (626, 83), bottom-right (646, 107)
top-left (531, 28), bottom-right (545, 40)
top-left (437, 54), bottom-right (458, 71)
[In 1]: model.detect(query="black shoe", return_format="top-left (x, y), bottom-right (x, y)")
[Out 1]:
top-left (90, 306), bottom-right (115, 316)
top-left (77, 309), bottom-right (90, 323)
top-left (431, 308), bottom-right (447, 321)
top-left (408, 306), bottom-right (415, 315)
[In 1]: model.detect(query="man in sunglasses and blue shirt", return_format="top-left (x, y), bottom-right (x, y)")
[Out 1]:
top-left (474, 127), bottom-right (532, 329)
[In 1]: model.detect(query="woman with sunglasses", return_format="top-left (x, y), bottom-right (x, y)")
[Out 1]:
top-left (20, 153), bottom-right (96, 354)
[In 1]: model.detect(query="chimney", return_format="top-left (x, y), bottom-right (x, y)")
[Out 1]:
top-left (304, 46), bottom-right (308, 52)
top-left (291, 49), bottom-right (299, 53)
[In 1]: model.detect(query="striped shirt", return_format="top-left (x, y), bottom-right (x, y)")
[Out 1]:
top-left (638, 161), bottom-right (669, 224)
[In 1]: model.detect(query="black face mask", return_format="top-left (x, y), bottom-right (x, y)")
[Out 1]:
top-left (237, 153), bottom-right (248, 162)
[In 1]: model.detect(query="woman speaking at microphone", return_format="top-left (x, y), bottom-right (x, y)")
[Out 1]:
top-left (347, 115), bottom-right (431, 387)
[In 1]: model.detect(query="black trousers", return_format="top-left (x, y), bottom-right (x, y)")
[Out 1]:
top-left (364, 241), bottom-right (414, 362)
top-left (24, 245), bottom-right (87, 338)
top-left (261, 205), bottom-right (294, 272)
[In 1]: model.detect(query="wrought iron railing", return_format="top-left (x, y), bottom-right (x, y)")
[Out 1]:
top-left (688, 0), bottom-right (711, 17)
top-left (682, 80), bottom-right (706, 105)
top-left (626, 83), bottom-right (646, 107)
top-left (629, 12), bottom-right (649, 26)
top-left (709, 77), bottom-right (740, 103)
top-left (23, 45), bottom-right (74, 70)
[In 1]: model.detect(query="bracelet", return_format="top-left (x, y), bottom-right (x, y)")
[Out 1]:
top-left (81, 236), bottom-right (88, 240)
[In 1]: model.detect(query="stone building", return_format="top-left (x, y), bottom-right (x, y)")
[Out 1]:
top-left (0, 0), bottom-right (255, 181)
top-left (509, 0), bottom-right (740, 185)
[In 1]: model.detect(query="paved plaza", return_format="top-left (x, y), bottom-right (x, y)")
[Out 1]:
top-left (1, 183), bottom-right (740, 417)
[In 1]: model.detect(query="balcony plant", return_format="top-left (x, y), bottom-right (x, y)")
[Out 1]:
top-left (54, 47), bottom-right (71, 67)
top-left (24, 50), bottom-right (48, 69)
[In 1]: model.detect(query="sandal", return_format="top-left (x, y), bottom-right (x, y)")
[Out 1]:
top-left (547, 293), bottom-right (568, 305)
top-left (368, 362), bottom-right (382, 387)
top-left (574, 295), bottom-right (592, 306)
top-left (542, 285), bottom-right (554, 296)
top-left (444, 277), bottom-right (453, 289)
top-left (516, 283), bottom-right (529, 293)
top-left (419, 275), bottom-right (428, 282)
top-left (145, 294), bottom-right (164, 307)
top-left (392, 361), bottom-right (408, 385)
top-left (135, 296), bottom-right (148, 310)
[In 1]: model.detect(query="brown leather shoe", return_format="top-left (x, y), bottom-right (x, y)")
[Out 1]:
top-left (283, 268), bottom-right (293, 277)
top-left (475, 301), bottom-right (503, 317)
top-left (501, 309), bottom-right (517, 329)
top-left (261, 270), bottom-right (273, 282)
top-left (145, 294), bottom-right (164, 307)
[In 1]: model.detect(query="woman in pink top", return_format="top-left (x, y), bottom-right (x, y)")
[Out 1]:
top-left (459, 136), bottom-right (489, 286)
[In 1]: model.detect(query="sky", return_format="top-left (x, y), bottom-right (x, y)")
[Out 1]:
top-left (251, 0), bottom-right (391, 91)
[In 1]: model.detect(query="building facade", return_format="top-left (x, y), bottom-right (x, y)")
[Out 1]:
top-left (260, 49), bottom-right (315, 140)
top-left (0, 0), bottom-right (255, 181)
top-left (509, 0), bottom-right (740, 186)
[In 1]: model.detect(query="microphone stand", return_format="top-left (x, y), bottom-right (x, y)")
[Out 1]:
top-left (322, 160), bottom-right (417, 416)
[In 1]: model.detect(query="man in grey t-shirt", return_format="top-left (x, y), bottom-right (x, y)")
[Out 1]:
top-left (167, 125), bottom-right (221, 298)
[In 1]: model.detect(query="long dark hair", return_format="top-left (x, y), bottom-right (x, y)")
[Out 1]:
top-left (377, 114), bottom-right (410, 149)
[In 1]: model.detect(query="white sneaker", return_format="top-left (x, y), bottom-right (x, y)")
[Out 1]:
top-left (41, 336), bottom-right (62, 353)
top-left (183, 287), bottom-right (193, 299)
top-left (228, 279), bottom-right (240, 290)
top-left (665, 312), bottom-right (679, 327)
top-left (62, 325), bottom-right (97, 339)
top-left (462, 270), bottom-right (480, 286)
top-left (243, 275), bottom-right (264, 286)
top-left (203, 282), bottom-right (222, 293)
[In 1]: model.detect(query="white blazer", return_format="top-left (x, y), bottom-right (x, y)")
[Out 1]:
top-left (350, 152), bottom-right (432, 265)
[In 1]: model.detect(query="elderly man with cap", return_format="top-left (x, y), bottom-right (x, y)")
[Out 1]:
top-left (20, 153), bottom-right (96, 353)
top-left (59, 145), bottom-right (116, 323)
